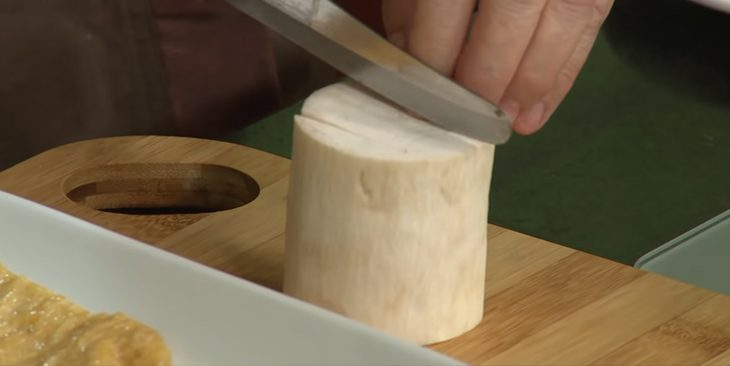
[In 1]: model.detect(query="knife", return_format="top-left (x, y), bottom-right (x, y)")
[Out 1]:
top-left (223, 0), bottom-right (513, 144)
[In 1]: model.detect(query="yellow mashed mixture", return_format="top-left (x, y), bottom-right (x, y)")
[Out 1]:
top-left (0, 263), bottom-right (171, 365)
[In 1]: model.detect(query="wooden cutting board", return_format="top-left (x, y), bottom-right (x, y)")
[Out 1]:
top-left (1, 135), bottom-right (728, 365)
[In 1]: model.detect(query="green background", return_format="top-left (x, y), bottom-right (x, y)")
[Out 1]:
top-left (225, 0), bottom-right (730, 265)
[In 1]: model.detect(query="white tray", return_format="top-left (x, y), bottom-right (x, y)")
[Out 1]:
top-left (635, 209), bottom-right (730, 297)
top-left (689, 0), bottom-right (730, 12)
top-left (0, 191), bottom-right (461, 365)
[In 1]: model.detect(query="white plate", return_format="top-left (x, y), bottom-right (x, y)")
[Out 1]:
top-left (0, 191), bottom-right (461, 365)
top-left (689, 0), bottom-right (730, 12)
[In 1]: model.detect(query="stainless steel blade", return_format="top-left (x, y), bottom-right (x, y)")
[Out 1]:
top-left (225, 0), bottom-right (513, 144)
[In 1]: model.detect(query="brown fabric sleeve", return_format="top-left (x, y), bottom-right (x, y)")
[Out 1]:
top-left (149, 0), bottom-right (383, 137)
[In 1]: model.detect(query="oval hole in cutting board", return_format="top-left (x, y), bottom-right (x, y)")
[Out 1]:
top-left (63, 163), bottom-right (259, 215)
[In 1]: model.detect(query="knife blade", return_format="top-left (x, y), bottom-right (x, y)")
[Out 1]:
top-left (224, 0), bottom-right (513, 144)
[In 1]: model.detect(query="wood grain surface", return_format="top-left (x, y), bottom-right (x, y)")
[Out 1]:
top-left (0, 136), bottom-right (728, 365)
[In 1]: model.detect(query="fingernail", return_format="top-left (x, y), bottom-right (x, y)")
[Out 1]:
top-left (388, 32), bottom-right (406, 49)
top-left (500, 100), bottom-right (520, 120)
top-left (515, 102), bottom-right (545, 132)
top-left (540, 106), bottom-right (555, 128)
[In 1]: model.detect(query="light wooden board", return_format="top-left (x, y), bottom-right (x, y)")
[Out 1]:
top-left (1, 136), bottom-right (728, 365)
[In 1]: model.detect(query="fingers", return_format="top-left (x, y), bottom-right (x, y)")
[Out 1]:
top-left (383, 0), bottom-right (476, 75)
top-left (383, 0), bottom-right (612, 135)
top-left (455, 0), bottom-right (548, 103)
top-left (501, 0), bottom-right (595, 134)
top-left (538, 0), bottom-right (614, 130)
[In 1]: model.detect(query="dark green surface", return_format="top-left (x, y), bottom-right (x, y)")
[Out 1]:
top-left (225, 0), bottom-right (730, 265)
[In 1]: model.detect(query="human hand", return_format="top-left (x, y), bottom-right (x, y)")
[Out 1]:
top-left (381, 0), bottom-right (614, 135)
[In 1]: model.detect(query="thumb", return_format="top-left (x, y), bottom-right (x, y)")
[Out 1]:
top-left (381, 0), bottom-right (417, 49)
top-left (384, 0), bottom-right (476, 76)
